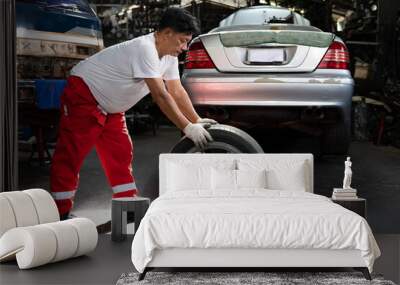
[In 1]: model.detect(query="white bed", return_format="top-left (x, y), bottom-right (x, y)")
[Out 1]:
top-left (131, 154), bottom-right (380, 280)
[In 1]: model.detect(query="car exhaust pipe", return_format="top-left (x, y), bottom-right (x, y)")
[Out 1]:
top-left (301, 107), bottom-right (324, 121)
top-left (205, 107), bottom-right (230, 122)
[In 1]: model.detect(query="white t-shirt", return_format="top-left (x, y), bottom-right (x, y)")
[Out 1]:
top-left (71, 32), bottom-right (180, 113)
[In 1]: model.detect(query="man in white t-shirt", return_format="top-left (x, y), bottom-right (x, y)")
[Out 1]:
top-left (50, 8), bottom-right (216, 219)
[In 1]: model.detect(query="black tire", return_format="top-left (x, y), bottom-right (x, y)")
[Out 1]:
top-left (321, 122), bottom-right (351, 155)
top-left (170, 124), bottom-right (264, 153)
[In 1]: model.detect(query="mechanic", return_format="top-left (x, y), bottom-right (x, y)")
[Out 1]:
top-left (50, 8), bottom-right (216, 219)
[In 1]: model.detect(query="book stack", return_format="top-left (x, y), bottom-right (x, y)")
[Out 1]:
top-left (332, 188), bottom-right (358, 200)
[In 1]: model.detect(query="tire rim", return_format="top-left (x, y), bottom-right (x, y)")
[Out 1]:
top-left (187, 141), bottom-right (242, 153)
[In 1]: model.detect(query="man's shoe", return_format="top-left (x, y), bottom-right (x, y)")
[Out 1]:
top-left (60, 212), bottom-right (76, 221)
top-left (96, 220), bottom-right (111, 234)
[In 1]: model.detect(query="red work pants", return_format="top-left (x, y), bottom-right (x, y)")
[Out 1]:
top-left (50, 76), bottom-right (137, 215)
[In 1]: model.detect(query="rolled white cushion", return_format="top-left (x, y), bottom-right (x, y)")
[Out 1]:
top-left (0, 189), bottom-right (58, 239)
top-left (0, 226), bottom-right (57, 269)
top-left (63, 218), bottom-right (98, 257)
top-left (42, 222), bottom-right (79, 262)
top-left (0, 191), bottom-right (39, 227)
top-left (24, 189), bottom-right (59, 224)
top-left (0, 196), bottom-right (17, 237)
top-left (0, 218), bottom-right (98, 269)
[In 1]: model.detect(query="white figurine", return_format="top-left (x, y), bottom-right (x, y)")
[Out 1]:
top-left (342, 157), bottom-right (353, 189)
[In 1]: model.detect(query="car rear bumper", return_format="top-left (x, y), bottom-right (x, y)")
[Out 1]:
top-left (182, 69), bottom-right (353, 131)
top-left (182, 69), bottom-right (354, 109)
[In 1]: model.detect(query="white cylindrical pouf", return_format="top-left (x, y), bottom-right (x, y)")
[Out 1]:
top-left (42, 221), bottom-right (79, 262)
top-left (0, 195), bottom-right (17, 237)
top-left (0, 217), bottom-right (97, 269)
top-left (24, 189), bottom-right (59, 224)
top-left (65, 218), bottom-right (98, 257)
top-left (1, 192), bottom-right (39, 227)
top-left (0, 226), bottom-right (57, 269)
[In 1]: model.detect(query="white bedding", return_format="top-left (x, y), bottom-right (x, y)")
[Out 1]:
top-left (131, 190), bottom-right (380, 273)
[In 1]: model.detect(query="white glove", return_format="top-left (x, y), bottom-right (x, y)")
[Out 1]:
top-left (196, 118), bottom-right (218, 125)
top-left (183, 123), bottom-right (213, 149)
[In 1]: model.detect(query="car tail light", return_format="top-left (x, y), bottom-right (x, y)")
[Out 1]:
top-left (317, 41), bottom-right (350, 70)
top-left (185, 40), bottom-right (215, 69)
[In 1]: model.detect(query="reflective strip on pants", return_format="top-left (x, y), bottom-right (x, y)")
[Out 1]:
top-left (52, 190), bottom-right (76, 200)
top-left (112, 182), bottom-right (137, 194)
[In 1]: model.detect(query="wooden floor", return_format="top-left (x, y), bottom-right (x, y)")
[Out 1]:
top-left (0, 234), bottom-right (399, 285)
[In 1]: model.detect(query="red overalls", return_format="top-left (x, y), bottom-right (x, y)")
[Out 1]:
top-left (50, 76), bottom-right (138, 215)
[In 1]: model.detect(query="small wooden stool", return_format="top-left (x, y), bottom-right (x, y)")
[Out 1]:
top-left (111, 197), bottom-right (150, 242)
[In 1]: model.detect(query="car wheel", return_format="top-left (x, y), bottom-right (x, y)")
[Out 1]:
top-left (321, 122), bottom-right (350, 155)
top-left (170, 124), bottom-right (264, 153)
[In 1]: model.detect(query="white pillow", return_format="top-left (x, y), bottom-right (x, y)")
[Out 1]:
top-left (167, 162), bottom-right (212, 191)
top-left (266, 162), bottom-right (306, 191)
top-left (238, 159), bottom-right (308, 191)
top-left (211, 169), bottom-right (267, 191)
top-left (212, 168), bottom-right (236, 190)
top-left (236, 169), bottom-right (267, 189)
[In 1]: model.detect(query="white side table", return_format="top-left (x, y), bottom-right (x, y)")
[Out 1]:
top-left (111, 197), bottom-right (150, 242)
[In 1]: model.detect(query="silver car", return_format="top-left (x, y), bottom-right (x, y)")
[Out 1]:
top-left (182, 6), bottom-right (353, 154)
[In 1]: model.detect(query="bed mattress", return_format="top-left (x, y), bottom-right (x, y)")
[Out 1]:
top-left (131, 190), bottom-right (380, 273)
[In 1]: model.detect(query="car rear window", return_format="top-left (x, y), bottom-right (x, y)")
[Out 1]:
top-left (219, 30), bottom-right (334, 48)
top-left (223, 8), bottom-right (295, 26)
top-left (211, 25), bottom-right (321, 33)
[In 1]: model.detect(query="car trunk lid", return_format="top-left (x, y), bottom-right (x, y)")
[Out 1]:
top-left (198, 25), bottom-right (336, 73)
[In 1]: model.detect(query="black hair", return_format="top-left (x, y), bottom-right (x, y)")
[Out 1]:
top-left (158, 8), bottom-right (200, 35)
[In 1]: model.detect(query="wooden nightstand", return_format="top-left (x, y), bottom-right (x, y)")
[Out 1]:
top-left (331, 198), bottom-right (367, 218)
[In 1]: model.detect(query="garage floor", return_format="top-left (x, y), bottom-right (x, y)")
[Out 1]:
top-left (11, 125), bottom-right (400, 284)
top-left (17, 125), bottom-right (400, 233)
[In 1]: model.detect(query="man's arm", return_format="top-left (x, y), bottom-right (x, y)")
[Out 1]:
top-left (144, 78), bottom-right (190, 130)
top-left (145, 77), bottom-right (212, 148)
top-left (165, 79), bottom-right (201, 123)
